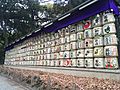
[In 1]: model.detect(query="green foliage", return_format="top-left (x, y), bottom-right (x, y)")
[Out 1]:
top-left (0, 0), bottom-right (87, 64)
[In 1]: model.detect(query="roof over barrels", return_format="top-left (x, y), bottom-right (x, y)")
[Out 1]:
top-left (5, 0), bottom-right (119, 51)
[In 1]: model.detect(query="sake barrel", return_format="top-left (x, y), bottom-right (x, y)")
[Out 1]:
top-left (58, 29), bottom-right (64, 37)
top-left (92, 14), bottom-right (102, 27)
top-left (104, 46), bottom-right (118, 57)
top-left (64, 43), bottom-right (70, 51)
top-left (44, 37), bottom-right (47, 42)
top-left (83, 20), bottom-right (92, 30)
top-left (59, 59), bottom-right (64, 66)
top-left (47, 41), bottom-right (51, 47)
top-left (85, 58), bottom-right (93, 67)
top-left (77, 40), bottom-right (84, 49)
top-left (64, 59), bottom-right (72, 67)
top-left (70, 33), bottom-right (77, 42)
top-left (93, 36), bottom-right (103, 46)
top-left (59, 52), bottom-right (64, 59)
top-left (102, 12), bottom-right (115, 24)
top-left (103, 23), bottom-right (116, 35)
top-left (50, 53), bottom-right (54, 59)
top-left (77, 31), bottom-right (84, 40)
top-left (60, 37), bottom-right (65, 44)
top-left (84, 29), bottom-right (92, 38)
top-left (63, 51), bottom-right (70, 58)
top-left (50, 60), bottom-right (54, 66)
top-left (94, 47), bottom-right (104, 57)
top-left (70, 25), bottom-right (77, 34)
top-left (54, 53), bottom-right (59, 59)
top-left (77, 22), bottom-right (83, 32)
top-left (105, 57), bottom-right (118, 69)
top-left (84, 39), bottom-right (93, 48)
top-left (93, 27), bottom-right (103, 37)
top-left (77, 58), bottom-right (84, 67)
top-left (46, 54), bottom-right (51, 60)
top-left (104, 34), bottom-right (118, 45)
top-left (50, 33), bottom-right (55, 40)
top-left (54, 45), bottom-right (60, 53)
top-left (55, 39), bottom-right (60, 46)
top-left (51, 47), bottom-right (55, 53)
top-left (71, 59), bottom-right (77, 67)
top-left (51, 40), bottom-right (55, 47)
top-left (65, 27), bottom-right (70, 35)
top-left (46, 60), bottom-right (50, 66)
top-left (47, 48), bottom-right (51, 54)
top-left (44, 42), bottom-right (48, 48)
top-left (54, 32), bottom-right (59, 39)
top-left (94, 58), bottom-right (104, 68)
top-left (70, 50), bottom-right (77, 58)
top-left (64, 35), bottom-right (70, 43)
top-left (76, 49), bottom-right (84, 58)
top-left (70, 41), bottom-right (77, 50)
top-left (60, 44), bottom-right (65, 51)
top-left (85, 49), bottom-right (93, 57)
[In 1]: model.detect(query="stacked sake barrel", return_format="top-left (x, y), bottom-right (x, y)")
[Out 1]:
top-left (5, 10), bottom-right (119, 69)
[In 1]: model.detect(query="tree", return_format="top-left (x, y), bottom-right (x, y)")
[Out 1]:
top-left (0, 0), bottom-right (50, 64)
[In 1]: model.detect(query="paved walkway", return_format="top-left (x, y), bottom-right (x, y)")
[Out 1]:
top-left (0, 75), bottom-right (29, 90)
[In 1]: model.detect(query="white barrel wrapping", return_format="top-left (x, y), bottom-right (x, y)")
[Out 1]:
top-left (104, 46), bottom-right (118, 57)
top-left (70, 33), bottom-right (77, 41)
top-left (85, 58), bottom-right (93, 67)
top-left (85, 49), bottom-right (93, 57)
top-left (103, 23), bottom-right (116, 34)
top-left (70, 42), bottom-right (77, 50)
top-left (94, 37), bottom-right (103, 46)
top-left (54, 53), bottom-right (59, 59)
top-left (60, 44), bottom-right (65, 51)
top-left (55, 39), bottom-right (59, 45)
top-left (77, 40), bottom-right (84, 49)
top-left (60, 37), bottom-right (65, 44)
top-left (71, 59), bottom-right (77, 66)
top-left (76, 49), bottom-right (84, 58)
top-left (104, 34), bottom-right (118, 45)
top-left (102, 12), bottom-right (115, 24)
top-left (93, 27), bottom-right (103, 37)
top-left (77, 22), bottom-right (83, 32)
top-left (63, 51), bottom-right (70, 58)
top-left (59, 59), bottom-right (64, 66)
top-left (64, 43), bottom-right (70, 51)
top-left (77, 58), bottom-right (84, 67)
top-left (70, 25), bottom-right (77, 34)
top-left (64, 59), bottom-right (72, 66)
top-left (83, 20), bottom-right (92, 30)
top-left (94, 58), bottom-right (104, 68)
top-left (85, 39), bottom-right (93, 48)
top-left (92, 14), bottom-right (101, 27)
top-left (59, 52), bottom-right (64, 59)
top-left (105, 57), bottom-right (118, 69)
top-left (77, 32), bottom-right (84, 40)
top-left (65, 27), bottom-right (70, 35)
top-left (70, 50), bottom-right (77, 58)
top-left (94, 47), bottom-right (104, 57)
top-left (84, 29), bottom-right (92, 38)
top-left (65, 36), bottom-right (70, 43)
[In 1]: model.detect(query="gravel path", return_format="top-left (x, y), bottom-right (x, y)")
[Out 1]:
top-left (0, 75), bottom-right (29, 90)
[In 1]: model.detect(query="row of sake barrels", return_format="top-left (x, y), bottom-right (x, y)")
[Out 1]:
top-left (6, 45), bottom-right (118, 61)
top-left (5, 57), bottom-right (118, 69)
top-left (13, 33), bottom-right (117, 56)
top-left (39, 58), bottom-right (118, 69)
top-left (5, 13), bottom-right (116, 56)
top-left (21, 23), bottom-right (116, 46)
